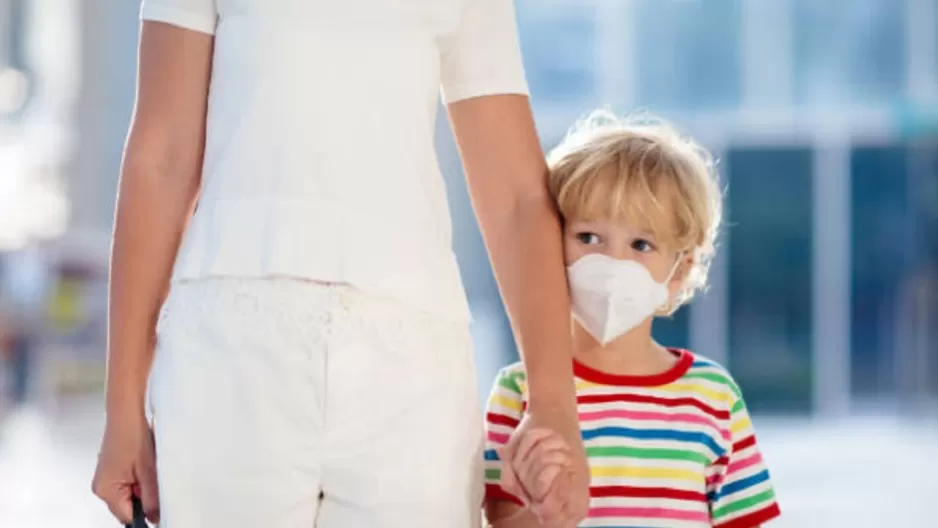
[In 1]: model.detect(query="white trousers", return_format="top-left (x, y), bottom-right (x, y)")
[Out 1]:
top-left (146, 278), bottom-right (483, 527)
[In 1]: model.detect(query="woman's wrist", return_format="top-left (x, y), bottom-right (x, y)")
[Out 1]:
top-left (104, 378), bottom-right (148, 424)
top-left (525, 368), bottom-right (577, 413)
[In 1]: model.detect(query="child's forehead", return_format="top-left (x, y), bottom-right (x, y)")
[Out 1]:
top-left (569, 187), bottom-right (673, 230)
top-left (565, 208), bottom-right (672, 240)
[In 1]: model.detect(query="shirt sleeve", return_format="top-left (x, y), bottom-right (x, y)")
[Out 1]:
top-left (483, 367), bottom-right (527, 506)
top-left (439, 0), bottom-right (529, 103)
top-left (708, 392), bottom-right (781, 528)
top-left (140, 0), bottom-right (218, 35)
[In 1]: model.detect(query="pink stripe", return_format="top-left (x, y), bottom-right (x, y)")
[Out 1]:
top-left (487, 431), bottom-right (509, 445)
top-left (579, 409), bottom-right (731, 441)
top-left (589, 506), bottom-right (709, 522)
top-left (727, 452), bottom-right (763, 475)
top-left (706, 473), bottom-right (724, 488)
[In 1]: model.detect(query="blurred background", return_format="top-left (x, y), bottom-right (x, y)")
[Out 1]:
top-left (0, 0), bottom-right (936, 526)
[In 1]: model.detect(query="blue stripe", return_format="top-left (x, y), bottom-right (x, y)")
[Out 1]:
top-left (713, 469), bottom-right (772, 500)
top-left (581, 426), bottom-right (725, 457)
top-left (484, 449), bottom-right (500, 461)
top-left (692, 358), bottom-right (720, 369)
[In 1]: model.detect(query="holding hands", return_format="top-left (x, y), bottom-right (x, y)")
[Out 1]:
top-left (493, 410), bottom-right (589, 527)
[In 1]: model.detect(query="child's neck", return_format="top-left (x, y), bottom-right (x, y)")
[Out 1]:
top-left (572, 319), bottom-right (678, 377)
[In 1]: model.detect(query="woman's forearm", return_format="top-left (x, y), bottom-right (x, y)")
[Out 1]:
top-left (105, 158), bottom-right (200, 420)
top-left (105, 22), bottom-right (213, 423)
top-left (486, 193), bottom-right (576, 410)
top-left (447, 95), bottom-right (576, 412)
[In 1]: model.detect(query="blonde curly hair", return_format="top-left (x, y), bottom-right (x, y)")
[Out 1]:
top-left (547, 109), bottom-right (723, 314)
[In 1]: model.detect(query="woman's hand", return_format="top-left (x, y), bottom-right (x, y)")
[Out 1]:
top-left (92, 414), bottom-right (160, 524)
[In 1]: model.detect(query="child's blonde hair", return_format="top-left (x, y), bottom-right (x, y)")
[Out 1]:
top-left (547, 109), bottom-right (722, 313)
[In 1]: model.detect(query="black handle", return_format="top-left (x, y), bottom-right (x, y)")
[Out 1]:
top-left (124, 496), bottom-right (148, 528)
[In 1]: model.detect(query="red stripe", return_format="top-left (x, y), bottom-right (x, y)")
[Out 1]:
top-left (733, 435), bottom-right (757, 452)
top-left (714, 502), bottom-right (781, 528)
top-left (484, 484), bottom-right (524, 507)
top-left (591, 486), bottom-right (707, 503)
top-left (486, 412), bottom-right (520, 428)
top-left (577, 392), bottom-right (729, 420)
top-left (712, 455), bottom-right (729, 467)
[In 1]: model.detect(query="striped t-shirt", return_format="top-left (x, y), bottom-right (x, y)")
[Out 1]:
top-left (484, 349), bottom-right (781, 528)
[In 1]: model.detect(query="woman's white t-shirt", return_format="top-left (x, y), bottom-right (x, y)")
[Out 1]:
top-left (140, 0), bottom-right (530, 323)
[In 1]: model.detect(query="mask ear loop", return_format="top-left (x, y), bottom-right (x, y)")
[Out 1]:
top-left (657, 252), bottom-right (686, 315)
top-left (664, 252), bottom-right (685, 283)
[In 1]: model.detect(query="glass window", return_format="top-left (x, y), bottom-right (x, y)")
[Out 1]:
top-left (516, 1), bottom-right (597, 105)
top-left (851, 144), bottom-right (938, 402)
top-left (793, 0), bottom-right (905, 104)
top-left (726, 147), bottom-right (814, 413)
top-left (633, 0), bottom-right (742, 111)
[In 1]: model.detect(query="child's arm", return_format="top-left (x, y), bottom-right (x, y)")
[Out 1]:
top-left (486, 500), bottom-right (543, 528)
top-left (487, 428), bottom-right (576, 528)
top-left (708, 378), bottom-right (780, 528)
top-left (484, 369), bottom-right (576, 527)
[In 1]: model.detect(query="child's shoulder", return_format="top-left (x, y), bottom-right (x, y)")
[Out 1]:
top-left (486, 362), bottom-right (529, 415)
top-left (492, 361), bottom-right (528, 392)
top-left (681, 351), bottom-right (744, 401)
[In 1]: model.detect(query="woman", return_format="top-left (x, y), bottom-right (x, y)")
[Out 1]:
top-left (92, 0), bottom-right (588, 526)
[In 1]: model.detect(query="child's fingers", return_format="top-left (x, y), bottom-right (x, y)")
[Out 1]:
top-left (496, 447), bottom-right (531, 505)
top-left (509, 428), bottom-right (556, 468)
top-left (531, 470), bottom-right (572, 526)
top-left (524, 462), bottom-right (565, 504)
top-left (517, 451), bottom-right (570, 501)
top-left (515, 435), bottom-right (570, 476)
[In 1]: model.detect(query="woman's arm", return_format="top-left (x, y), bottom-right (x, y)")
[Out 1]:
top-left (93, 21), bottom-right (213, 523)
top-left (106, 20), bottom-right (212, 424)
top-left (447, 94), bottom-right (589, 524)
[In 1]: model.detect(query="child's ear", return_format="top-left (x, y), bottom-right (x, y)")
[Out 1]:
top-left (668, 253), bottom-right (694, 290)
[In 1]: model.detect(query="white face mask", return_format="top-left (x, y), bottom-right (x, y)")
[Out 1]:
top-left (567, 253), bottom-right (681, 345)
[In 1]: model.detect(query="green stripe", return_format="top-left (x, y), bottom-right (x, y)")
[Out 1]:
top-left (485, 468), bottom-right (502, 481)
top-left (586, 446), bottom-right (710, 465)
top-left (497, 375), bottom-right (522, 394)
top-left (731, 398), bottom-right (746, 414)
top-left (712, 488), bottom-right (776, 519)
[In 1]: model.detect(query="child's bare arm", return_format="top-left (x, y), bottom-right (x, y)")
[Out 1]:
top-left (486, 500), bottom-right (543, 528)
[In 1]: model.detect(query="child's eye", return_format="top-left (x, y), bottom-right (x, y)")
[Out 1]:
top-left (576, 232), bottom-right (601, 245)
top-left (631, 238), bottom-right (656, 253)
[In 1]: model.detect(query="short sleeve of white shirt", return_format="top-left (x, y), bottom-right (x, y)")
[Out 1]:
top-left (439, 0), bottom-right (529, 103)
top-left (140, 0), bottom-right (218, 35)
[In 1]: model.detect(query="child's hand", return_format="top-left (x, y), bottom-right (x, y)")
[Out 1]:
top-left (498, 427), bottom-right (574, 524)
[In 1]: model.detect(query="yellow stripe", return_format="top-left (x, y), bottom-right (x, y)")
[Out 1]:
top-left (576, 380), bottom-right (734, 405)
top-left (658, 383), bottom-right (735, 404)
top-left (730, 417), bottom-right (752, 435)
top-left (591, 465), bottom-right (704, 483)
top-left (516, 380), bottom-right (529, 397)
top-left (491, 394), bottom-right (523, 413)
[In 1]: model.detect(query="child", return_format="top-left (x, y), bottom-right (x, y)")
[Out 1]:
top-left (483, 111), bottom-right (781, 528)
